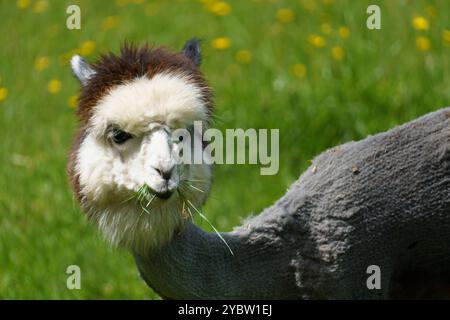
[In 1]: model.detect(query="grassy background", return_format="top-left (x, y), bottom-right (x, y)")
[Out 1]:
top-left (0, 0), bottom-right (449, 299)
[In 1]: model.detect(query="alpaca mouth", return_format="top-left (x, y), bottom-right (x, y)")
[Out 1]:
top-left (155, 190), bottom-right (174, 199)
top-left (134, 184), bottom-right (175, 206)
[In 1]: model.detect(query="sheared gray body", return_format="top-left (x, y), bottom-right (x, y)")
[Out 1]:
top-left (134, 107), bottom-right (450, 299)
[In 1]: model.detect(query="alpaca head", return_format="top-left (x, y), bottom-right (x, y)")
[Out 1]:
top-left (67, 40), bottom-right (213, 254)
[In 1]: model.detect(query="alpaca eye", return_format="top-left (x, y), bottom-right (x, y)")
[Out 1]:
top-left (171, 133), bottom-right (185, 144)
top-left (112, 128), bottom-right (132, 144)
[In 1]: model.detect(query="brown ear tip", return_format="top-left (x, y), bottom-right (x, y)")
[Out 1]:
top-left (182, 38), bottom-right (202, 67)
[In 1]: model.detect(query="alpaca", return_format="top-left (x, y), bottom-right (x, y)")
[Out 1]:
top-left (68, 40), bottom-right (212, 254)
top-left (69, 40), bottom-right (450, 299)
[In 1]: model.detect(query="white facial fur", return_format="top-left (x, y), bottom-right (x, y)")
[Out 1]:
top-left (74, 73), bottom-right (211, 254)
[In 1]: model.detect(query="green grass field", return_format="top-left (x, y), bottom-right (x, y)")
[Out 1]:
top-left (0, 0), bottom-right (449, 299)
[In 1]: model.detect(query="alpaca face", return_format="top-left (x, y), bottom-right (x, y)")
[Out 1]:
top-left (68, 41), bottom-right (213, 254)
top-left (78, 74), bottom-right (210, 204)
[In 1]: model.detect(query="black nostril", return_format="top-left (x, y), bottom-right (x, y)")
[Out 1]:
top-left (161, 170), bottom-right (172, 180)
top-left (154, 167), bottom-right (174, 180)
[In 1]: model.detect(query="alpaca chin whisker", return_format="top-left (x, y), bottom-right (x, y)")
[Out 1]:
top-left (79, 180), bottom-right (209, 255)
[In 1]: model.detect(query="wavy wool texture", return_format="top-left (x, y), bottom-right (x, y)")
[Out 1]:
top-left (135, 107), bottom-right (450, 299)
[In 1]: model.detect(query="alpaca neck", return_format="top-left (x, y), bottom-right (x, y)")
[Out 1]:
top-left (133, 220), bottom-right (300, 299)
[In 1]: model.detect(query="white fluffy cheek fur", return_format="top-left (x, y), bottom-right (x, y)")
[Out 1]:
top-left (75, 133), bottom-right (212, 254)
top-left (76, 134), bottom-right (144, 204)
top-left (76, 134), bottom-right (116, 204)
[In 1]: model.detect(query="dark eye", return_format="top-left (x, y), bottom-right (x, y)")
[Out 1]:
top-left (178, 135), bottom-right (184, 142)
top-left (112, 128), bottom-right (132, 144)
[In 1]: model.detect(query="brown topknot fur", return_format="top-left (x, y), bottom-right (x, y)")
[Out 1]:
top-left (76, 43), bottom-right (213, 124)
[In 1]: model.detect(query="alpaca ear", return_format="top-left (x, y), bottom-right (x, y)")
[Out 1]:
top-left (182, 38), bottom-right (201, 67)
top-left (70, 55), bottom-right (95, 85)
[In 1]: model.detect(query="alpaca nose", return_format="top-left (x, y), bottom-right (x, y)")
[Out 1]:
top-left (154, 166), bottom-right (174, 180)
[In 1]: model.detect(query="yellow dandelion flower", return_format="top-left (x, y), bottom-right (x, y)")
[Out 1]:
top-left (34, 56), bottom-right (50, 72)
top-left (235, 50), bottom-right (252, 64)
top-left (33, 0), bottom-right (48, 14)
top-left (209, 1), bottom-right (231, 16)
top-left (79, 41), bottom-right (96, 56)
top-left (308, 34), bottom-right (326, 48)
top-left (0, 87), bottom-right (8, 102)
top-left (412, 16), bottom-right (429, 31)
top-left (102, 16), bottom-right (120, 31)
top-left (211, 37), bottom-right (231, 50)
top-left (276, 8), bottom-right (295, 24)
top-left (338, 26), bottom-right (350, 39)
top-left (145, 3), bottom-right (160, 16)
top-left (321, 23), bottom-right (332, 35)
top-left (292, 64), bottom-right (306, 78)
top-left (48, 80), bottom-right (62, 94)
top-left (16, 0), bottom-right (30, 9)
top-left (115, 0), bottom-right (129, 6)
top-left (68, 95), bottom-right (78, 108)
top-left (331, 46), bottom-right (345, 60)
top-left (416, 36), bottom-right (430, 52)
top-left (443, 30), bottom-right (450, 46)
